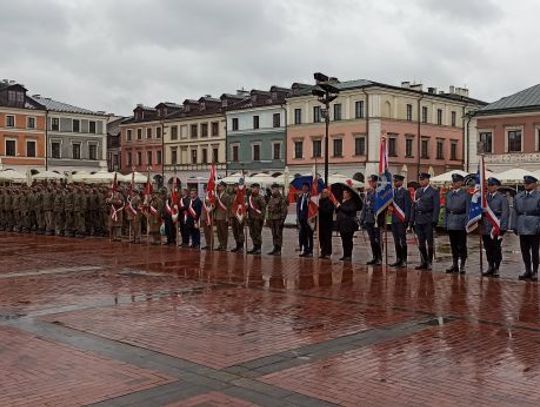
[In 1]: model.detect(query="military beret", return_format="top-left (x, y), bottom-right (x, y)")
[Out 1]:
top-left (271, 183), bottom-right (280, 189)
top-left (524, 175), bottom-right (538, 184)
top-left (487, 177), bottom-right (501, 186)
top-left (451, 173), bottom-right (465, 182)
top-left (418, 172), bottom-right (431, 180)
top-left (393, 174), bottom-right (405, 181)
top-left (219, 181), bottom-right (227, 187)
top-left (251, 183), bottom-right (260, 188)
top-left (368, 174), bottom-right (379, 182)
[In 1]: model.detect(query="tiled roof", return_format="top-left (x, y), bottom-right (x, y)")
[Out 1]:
top-left (478, 83), bottom-right (540, 113)
top-left (30, 95), bottom-right (103, 115)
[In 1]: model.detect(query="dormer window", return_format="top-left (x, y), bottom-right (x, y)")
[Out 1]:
top-left (8, 90), bottom-right (24, 104)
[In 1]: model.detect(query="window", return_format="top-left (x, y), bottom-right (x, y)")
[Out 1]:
top-left (451, 111), bottom-right (457, 127)
top-left (422, 106), bottom-right (428, 123)
top-left (147, 151), bottom-right (153, 165)
top-left (200, 123), bottom-right (208, 137)
top-left (232, 145), bottom-right (239, 162)
top-left (171, 148), bottom-right (177, 164)
top-left (89, 144), bottom-right (97, 160)
top-left (8, 90), bottom-right (24, 104)
top-left (294, 141), bottom-right (303, 159)
top-left (273, 113), bottom-right (280, 128)
top-left (137, 128), bottom-right (142, 139)
top-left (355, 101), bottom-right (364, 119)
top-left (273, 143), bottom-right (281, 160)
top-left (479, 132), bottom-right (493, 153)
top-left (421, 139), bottom-right (429, 159)
top-left (211, 122), bottom-right (219, 137)
top-left (27, 117), bottom-right (36, 129)
top-left (406, 104), bottom-right (413, 121)
top-left (252, 144), bottom-right (260, 161)
top-left (451, 142), bottom-right (458, 160)
top-left (89, 121), bottom-right (96, 134)
top-left (212, 147), bottom-right (219, 163)
top-left (180, 125), bottom-right (188, 138)
top-left (191, 149), bottom-right (197, 164)
top-left (202, 148), bottom-right (208, 164)
top-left (190, 124), bottom-right (198, 138)
top-left (406, 139), bottom-right (414, 157)
top-left (127, 129), bottom-right (132, 141)
top-left (333, 103), bottom-right (342, 121)
top-left (388, 137), bottom-right (397, 157)
top-left (72, 143), bottom-right (81, 159)
top-left (5, 140), bottom-right (16, 156)
top-left (313, 106), bottom-right (321, 123)
top-left (437, 109), bottom-right (443, 125)
top-left (51, 118), bottom-right (59, 131)
top-left (156, 127), bottom-right (161, 138)
top-left (294, 108), bottom-right (302, 125)
top-left (354, 137), bottom-right (366, 156)
top-left (157, 150), bottom-right (163, 164)
top-left (26, 140), bottom-right (36, 157)
top-left (232, 118), bottom-right (239, 131)
top-left (312, 139), bottom-right (322, 158)
top-left (169, 125), bottom-right (177, 140)
top-left (137, 152), bottom-right (142, 165)
top-left (333, 138), bottom-right (343, 157)
top-left (6, 115), bottom-right (15, 127)
top-left (146, 128), bottom-right (152, 139)
top-left (73, 119), bottom-right (80, 132)
top-left (436, 140), bottom-right (444, 159)
top-left (51, 142), bottom-right (60, 158)
top-left (127, 152), bottom-right (132, 166)
top-left (508, 130), bottom-right (522, 152)
top-left (253, 115), bottom-right (260, 129)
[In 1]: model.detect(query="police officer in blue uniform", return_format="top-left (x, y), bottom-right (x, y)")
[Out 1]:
top-left (360, 175), bottom-right (384, 265)
top-left (445, 173), bottom-right (470, 274)
top-left (390, 174), bottom-right (411, 268)
top-left (411, 173), bottom-right (440, 270)
top-left (482, 177), bottom-right (509, 278)
top-left (512, 175), bottom-right (540, 281)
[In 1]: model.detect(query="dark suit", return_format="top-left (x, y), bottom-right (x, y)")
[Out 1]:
top-left (318, 197), bottom-right (334, 256)
top-left (296, 193), bottom-right (313, 254)
top-left (360, 189), bottom-right (384, 262)
top-left (411, 185), bottom-right (440, 266)
top-left (482, 192), bottom-right (509, 272)
top-left (336, 199), bottom-right (357, 258)
top-left (185, 197), bottom-right (202, 247)
top-left (391, 186), bottom-right (412, 264)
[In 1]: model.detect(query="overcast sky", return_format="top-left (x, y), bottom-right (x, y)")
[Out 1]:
top-left (1, 0), bottom-right (538, 116)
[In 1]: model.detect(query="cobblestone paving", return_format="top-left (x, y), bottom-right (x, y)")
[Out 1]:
top-left (1, 231), bottom-right (540, 406)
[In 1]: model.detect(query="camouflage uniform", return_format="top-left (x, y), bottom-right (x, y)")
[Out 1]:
top-left (54, 187), bottom-right (65, 236)
top-left (42, 185), bottom-right (54, 235)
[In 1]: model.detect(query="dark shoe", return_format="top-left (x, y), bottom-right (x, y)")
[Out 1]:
top-left (482, 267), bottom-right (494, 277)
top-left (519, 270), bottom-right (532, 280)
top-left (366, 258), bottom-right (377, 265)
top-left (389, 259), bottom-right (402, 267)
top-left (446, 263), bottom-right (458, 273)
top-left (267, 247), bottom-right (277, 255)
top-left (303, 252), bottom-right (313, 258)
top-left (319, 255), bottom-right (329, 259)
top-left (492, 268), bottom-right (500, 278)
top-left (426, 263), bottom-right (433, 271)
top-left (415, 264), bottom-right (428, 270)
top-left (247, 247), bottom-right (256, 254)
top-left (342, 256), bottom-right (352, 262)
top-left (531, 271), bottom-right (538, 282)
top-left (459, 260), bottom-right (466, 274)
top-left (252, 248), bottom-right (261, 255)
top-left (231, 245), bottom-right (240, 253)
top-left (373, 258), bottom-right (382, 266)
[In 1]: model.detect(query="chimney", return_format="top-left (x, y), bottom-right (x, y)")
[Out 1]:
top-left (449, 85), bottom-right (455, 94)
top-left (401, 81), bottom-right (411, 88)
top-left (410, 83), bottom-right (423, 92)
top-left (427, 87), bottom-right (437, 94)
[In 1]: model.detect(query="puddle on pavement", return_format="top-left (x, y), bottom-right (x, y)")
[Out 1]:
top-left (0, 266), bottom-right (102, 279)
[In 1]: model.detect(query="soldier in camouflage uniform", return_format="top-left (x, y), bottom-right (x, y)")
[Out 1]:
top-left (247, 183), bottom-right (266, 255)
top-left (42, 184), bottom-right (54, 235)
top-left (126, 188), bottom-right (142, 243)
top-left (0, 188), bottom-right (5, 231)
top-left (74, 184), bottom-right (87, 238)
top-left (64, 185), bottom-right (76, 237)
top-left (230, 183), bottom-right (246, 253)
top-left (54, 184), bottom-right (65, 236)
top-left (266, 183), bottom-right (288, 256)
top-left (5, 187), bottom-right (14, 232)
top-left (106, 187), bottom-right (125, 241)
top-left (213, 181), bottom-right (231, 251)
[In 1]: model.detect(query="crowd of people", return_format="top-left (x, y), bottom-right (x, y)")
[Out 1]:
top-left (1, 171), bottom-right (539, 281)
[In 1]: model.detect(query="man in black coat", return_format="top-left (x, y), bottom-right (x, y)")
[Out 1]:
top-left (318, 189), bottom-right (335, 259)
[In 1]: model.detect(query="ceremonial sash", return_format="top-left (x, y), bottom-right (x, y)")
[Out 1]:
top-left (188, 199), bottom-right (197, 219)
top-left (127, 198), bottom-right (138, 217)
top-left (111, 203), bottom-right (124, 223)
top-left (249, 195), bottom-right (261, 215)
top-left (217, 194), bottom-right (227, 211)
top-left (391, 201), bottom-right (406, 223)
top-left (165, 199), bottom-right (173, 216)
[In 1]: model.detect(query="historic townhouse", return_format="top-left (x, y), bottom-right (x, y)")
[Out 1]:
top-left (106, 116), bottom-right (127, 171)
top-left (120, 104), bottom-right (177, 180)
top-left (31, 95), bottom-right (109, 173)
top-left (468, 83), bottom-right (540, 172)
top-left (0, 81), bottom-right (46, 171)
top-left (226, 87), bottom-right (290, 175)
top-left (163, 96), bottom-right (232, 181)
top-left (286, 79), bottom-right (486, 182)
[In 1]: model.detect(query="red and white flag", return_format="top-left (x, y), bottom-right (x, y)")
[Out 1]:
top-left (207, 163), bottom-right (217, 206)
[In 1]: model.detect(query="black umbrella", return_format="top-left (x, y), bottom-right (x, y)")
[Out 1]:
top-left (330, 182), bottom-right (363, 211)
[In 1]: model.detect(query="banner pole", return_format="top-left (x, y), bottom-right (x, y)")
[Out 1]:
top-left (384, 211), bottom-right (389, 268)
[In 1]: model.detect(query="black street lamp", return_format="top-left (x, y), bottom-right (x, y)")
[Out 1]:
top-left (312, 72), bottom-right (340, 186)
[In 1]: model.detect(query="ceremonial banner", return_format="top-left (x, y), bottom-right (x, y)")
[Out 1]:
top-left (374, 137), bottom-right (393, 217)
top-left (466, 168), bottom-right (482, 233)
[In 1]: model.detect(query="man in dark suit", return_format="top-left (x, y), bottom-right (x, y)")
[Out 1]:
top-left (185, 188), bottom-right (202, 248)
top-left (390, 174), bottom-right (411, 268)
top-left (411, 173), bottom-right (440, 270)
top-left (296, 182), bottom-right (313, 257)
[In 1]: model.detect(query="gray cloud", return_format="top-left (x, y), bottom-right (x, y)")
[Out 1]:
top-left (0, 0), bottom-right (538, 115)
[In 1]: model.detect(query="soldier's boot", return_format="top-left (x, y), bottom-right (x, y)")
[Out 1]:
top-left (446, 257), bottom-right (459, 273)
top-left (426, 247), bottom-right (434, 270)
top-left (247, 246), bottom-right (256, 254)
top-left (389, 256), bottom-right (402, 267)
top-left (531, 268), bottom-right (538, 282)
top-left (401, 247), bottom-right (408, 268)
top-left (273, 246), bottom-right (282, 256)
top-left (493, 260), bottom-right (501, 278)
top-left (459, 258), bottom-right (466, 274)
top-left (267, 246), bottom-right (278, 255)
top-left (482, 262), bottom-right (495, 277)
top-left (252, 245), bottom-right (261, 255)
top-left (519, 265), bottom-right (532, 280)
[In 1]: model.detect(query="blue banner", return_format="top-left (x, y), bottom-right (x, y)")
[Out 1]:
top-left (374, 169), bottom-right (393, 217)
top-left (466, 170), bottom-right (482, 233)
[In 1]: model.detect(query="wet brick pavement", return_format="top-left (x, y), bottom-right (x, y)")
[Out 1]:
top-left (1, 230), bottom-right (540, 406)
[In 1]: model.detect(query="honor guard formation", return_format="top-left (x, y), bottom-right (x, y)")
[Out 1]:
top-left (1, 172), bottom-right (539, 282)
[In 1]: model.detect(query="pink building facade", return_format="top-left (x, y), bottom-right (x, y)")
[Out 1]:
top-left (286, 80), bottom-right (485, 182)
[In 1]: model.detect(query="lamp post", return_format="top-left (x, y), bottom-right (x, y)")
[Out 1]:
top-left (312, 72), bottom-right (340, 186)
